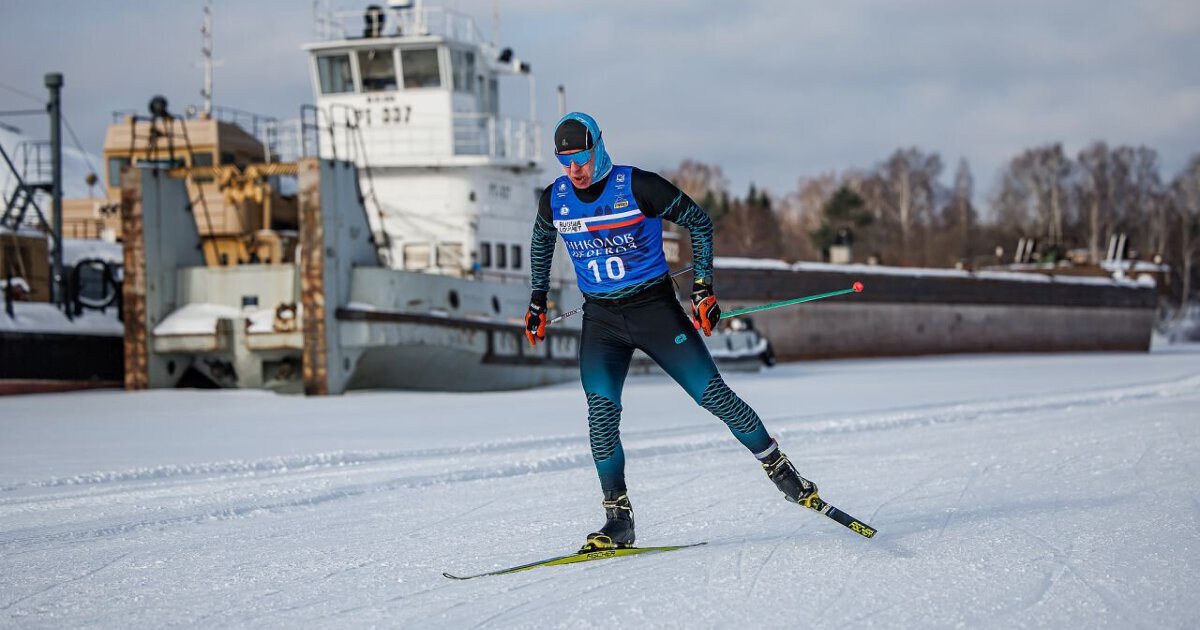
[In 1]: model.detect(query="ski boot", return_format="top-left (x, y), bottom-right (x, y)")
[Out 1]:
top-left (580, 491), bottom-right (635, 552)
top-left (760, 442), bottom-right (820, 508)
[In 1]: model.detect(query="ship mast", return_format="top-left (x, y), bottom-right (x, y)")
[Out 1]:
top-left (200, 3), bottom-right (215, 117)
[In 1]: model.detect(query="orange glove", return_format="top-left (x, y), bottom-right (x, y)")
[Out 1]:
top-left (525, 292), bottom-right (547, 346)
top-left (690, 279), bottom-right (721, 336)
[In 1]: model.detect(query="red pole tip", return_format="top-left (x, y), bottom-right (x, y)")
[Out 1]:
top-left (852, 281), bottom-right (864, 293)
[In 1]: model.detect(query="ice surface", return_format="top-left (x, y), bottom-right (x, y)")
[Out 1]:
top-left (2, 349), bottom-right (1199, 627)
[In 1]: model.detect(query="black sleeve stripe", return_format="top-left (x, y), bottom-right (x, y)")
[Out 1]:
top-left (529, 186), bottom-right (558, 292)
top-left (663, 201), bottom-right (714, 281)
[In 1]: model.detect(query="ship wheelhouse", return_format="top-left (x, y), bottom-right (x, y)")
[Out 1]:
top-left (302, 4), bottom-right (559, 287)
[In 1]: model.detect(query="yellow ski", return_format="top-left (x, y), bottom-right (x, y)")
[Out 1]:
top-left (442, 543), bottom-right (706, 580)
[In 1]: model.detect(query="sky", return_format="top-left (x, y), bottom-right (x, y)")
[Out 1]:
top-left (1, 0), bottom-right (1198, 207)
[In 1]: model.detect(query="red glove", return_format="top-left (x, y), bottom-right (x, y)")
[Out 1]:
top-left (525, 292), bottom-right (547, 346)
top-left (690, 279), bottom-right (721, 336)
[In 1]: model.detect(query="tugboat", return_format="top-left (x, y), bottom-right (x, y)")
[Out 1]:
top-left (113, 1), bottom-right (773, 394)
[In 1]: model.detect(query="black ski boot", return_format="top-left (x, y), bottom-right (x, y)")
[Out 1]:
top-left (581, 491), bottom-right (635, 552)
top-left (760, 442), bottom-right (819, 508)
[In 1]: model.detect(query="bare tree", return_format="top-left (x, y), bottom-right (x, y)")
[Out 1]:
top-left (1171, 155), bottom-right (1200, 315)
top-left (1038, 144), bottom-right (1072, 249)
top-left (1132, 148), bottom-right (1167, 259)
top-left (993, 143), bottom-right (1074, 260)
top-left (776, 173), bottom-right (840, 261)
top-left (662, 160), bottom-right (729, 216)
top-left (992, 158), bottom-right (1034, 243)
top-left (1077, 142), bottom-right (1115, 263)
top-left (945, 158), bottom-right (976, 263)
top-left (714, 184), bottom-right (782, 259)
top-left (858, 148), bottom-right (943, 265)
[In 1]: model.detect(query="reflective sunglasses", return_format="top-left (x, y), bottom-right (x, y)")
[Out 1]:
top-left (554, 132), bottom-right (601, 167)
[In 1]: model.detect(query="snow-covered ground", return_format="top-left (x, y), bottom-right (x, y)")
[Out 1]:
top-left (2, 348), bottom-right (1198, 628)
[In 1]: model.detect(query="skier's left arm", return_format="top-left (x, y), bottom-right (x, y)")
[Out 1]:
top-left (632, 168), bottom-right (721, 336)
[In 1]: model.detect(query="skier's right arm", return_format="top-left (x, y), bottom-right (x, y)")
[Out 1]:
top-left (526, 186), bottom-right (558, 346)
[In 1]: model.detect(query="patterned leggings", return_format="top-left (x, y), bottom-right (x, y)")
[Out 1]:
top-left (579, 280), bottom-right (772, 492)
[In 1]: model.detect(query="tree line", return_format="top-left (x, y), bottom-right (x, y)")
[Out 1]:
top-left (663, 144), bottom-right (1200, 310)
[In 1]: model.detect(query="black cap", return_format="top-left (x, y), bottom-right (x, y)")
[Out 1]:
top-left (554, 119), bottom-right (593, 153)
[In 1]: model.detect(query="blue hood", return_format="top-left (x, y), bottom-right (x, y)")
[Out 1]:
top-left (555, 111), bottom-right (612, 186)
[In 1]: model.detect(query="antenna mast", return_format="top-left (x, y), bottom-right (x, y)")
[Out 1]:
top-left (200, 3), bottom-right (214, 117)
top-left (492, 0), bottom-right (500, 46)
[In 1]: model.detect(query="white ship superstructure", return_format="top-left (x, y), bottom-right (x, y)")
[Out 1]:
top-left (303, 2), bottom-right (574, 289)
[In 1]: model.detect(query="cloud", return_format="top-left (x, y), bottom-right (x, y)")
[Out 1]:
top-left (2, 0), bottom-right (1197, 203)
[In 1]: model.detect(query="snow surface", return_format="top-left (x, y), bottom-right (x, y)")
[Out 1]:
top-left (2, 349), bottom-right (1199, 628)
top-left (152, 303), bottom-right (293, 336)
top-left (0, 301), bottom-right (122, 336)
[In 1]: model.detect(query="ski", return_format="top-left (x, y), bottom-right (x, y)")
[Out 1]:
top-left (442, 542), bottom-right (707, 580)
top-left (804, 495), bottom-right (877, 538)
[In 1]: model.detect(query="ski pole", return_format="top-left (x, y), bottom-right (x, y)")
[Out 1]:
top-left (547, 265), bottom-right (695, 325)
top-left (722, 281), bottom-right (865, 319)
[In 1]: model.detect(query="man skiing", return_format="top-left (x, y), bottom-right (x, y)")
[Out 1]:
top-left (525, 112), bottom-right (820, 552)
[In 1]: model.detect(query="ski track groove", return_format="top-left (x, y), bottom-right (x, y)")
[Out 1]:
top-left (938, 462), bottom-right (994, 540)
top-left (745, 519), bottom-right (808, 595)
top-left (866, 464), bottom-right (944, 525)
top-left (1005, 558), bottom-right (1066, 624)
top-left (0, 550), bottom-right (133, 612)
top-left (463, 572), bottom-right (567, 628)
top-left (1001, 519), bottom-right (1147, 630)
top-left (733, 544), bottom-right (746, 583)
top-left (657, 471), bottom-right (703, 494)
top-left (403, 497), bottom-right (500, 540)
top-left (479, 577), bottom-right (610, 629)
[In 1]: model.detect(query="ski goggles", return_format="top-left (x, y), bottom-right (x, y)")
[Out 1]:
top-left (554, 133), bottom-right (601, 166)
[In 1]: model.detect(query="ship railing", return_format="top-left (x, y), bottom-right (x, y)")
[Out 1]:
top-left (3, 140), bottom-right (53, 188)
top-left (300, 105), bottom-right (538, 165)
top-left (110, 106), bottom-right (291, 163)
top-left (316, 4), bottom-right (487, 48)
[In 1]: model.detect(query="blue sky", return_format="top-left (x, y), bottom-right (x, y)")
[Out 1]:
top-left (2, 0), bottom-right (1197, 207)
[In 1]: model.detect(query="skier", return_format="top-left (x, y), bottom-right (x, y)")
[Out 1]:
top-left (526, 112), bottom-right (819, 552)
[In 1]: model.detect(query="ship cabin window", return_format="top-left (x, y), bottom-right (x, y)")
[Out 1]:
top-left (107, 157), bottom-right (131, 187)
top-left (496, 242), bottom-right (508, 268)
top-left (404, 242), bottom-right (432, 270)
top-left (401, 48), bottom-right (441, 88)
top-left (219, 151), bottom-right (237, 166)
top-left (358, 48), bottom-right (397, 92)
top-left (510, 245), bottom-right (521, 270)
top-left (191, 152), bottom-right (214, 183)
top-left (437, 243), bottom-right (463, 269)
top-left (317, 53), bottom-right (355, 94)
top-left (487, 78), bottom-right (499, 114)
top-left (479, 242), bottom-right (491, 267)
top-left (450, 49), bottom-right (476, 93)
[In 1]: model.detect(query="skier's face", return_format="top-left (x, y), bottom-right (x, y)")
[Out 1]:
top-left (559, 150), bottom-right (595, 189)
